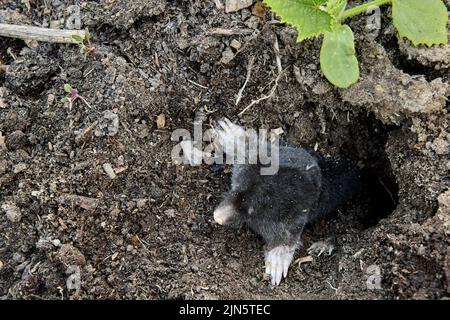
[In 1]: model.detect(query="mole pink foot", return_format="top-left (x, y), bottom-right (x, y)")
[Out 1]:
top-left (213, 205), bottom-right (237, 226)
top-left (265, 245), bottom-right (296, 286)
top-left (307, 240), bottom-right (335, 257)
top-left (215, 118), bottom-right (246, 149)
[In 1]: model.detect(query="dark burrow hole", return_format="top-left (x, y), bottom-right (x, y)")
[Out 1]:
top-left (356, 166), bottom-right (399, 228)
top-left (325, 112), bottom-right (400, 230)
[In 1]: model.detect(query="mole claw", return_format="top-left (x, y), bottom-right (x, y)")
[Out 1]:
top-left (307, 240), bottom-right (335, 257)
top-left (275, 265), bottom-right (282, 286)
top-left (265, 245), bottom-right (296, 286)
top-left (224, 118), bottom-right (234, 128)
top-left (218, 121), bottom-right (226, 131)
top-left (283, 258), bottom-right (290, 278)
top-left (271, 266), bottom-right (277, 285)
top-left (272, 259), bottom-right (281, 286)
top-left (223, 119), bottom-right (232, 130)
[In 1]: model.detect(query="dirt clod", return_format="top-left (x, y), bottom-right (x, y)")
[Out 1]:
top-left (156, 114), bottom-right (166, 129)
top-left (57, 244), bottom-right (86, 267)
top-left (97, 110), bottom-right (119, 137)
top-left (58, 194), bottom-right (99, 211)
top-left (5, 130), bottom-right (27, 150)
top-left (103, 162), bottom-right (117, 179)
top-left (1, 202), bottom-right (21, 223)
top-left (225, 0), bottom-right (254, 13)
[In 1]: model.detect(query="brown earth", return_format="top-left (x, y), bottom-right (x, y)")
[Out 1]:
top-left (0, 0), bottom-right (448, 300)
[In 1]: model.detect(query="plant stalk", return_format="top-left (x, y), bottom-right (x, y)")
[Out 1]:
top-left (0, 23), bottom-right (85, 44)
top-left (341, 0), bottom-right (392, 20)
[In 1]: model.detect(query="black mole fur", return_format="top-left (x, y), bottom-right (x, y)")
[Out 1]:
top-left (221, 144), bottom-right (361, 249)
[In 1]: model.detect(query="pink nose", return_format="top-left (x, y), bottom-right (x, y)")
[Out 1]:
top-left (213, 205), bottom-right (235, 225)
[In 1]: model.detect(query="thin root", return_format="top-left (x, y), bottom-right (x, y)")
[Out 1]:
top-left (235, 56), bottom-right (255, 106)
top-left (238, 68), bottom-right (287, 117)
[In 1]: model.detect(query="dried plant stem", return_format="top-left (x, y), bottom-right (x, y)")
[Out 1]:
top-left (0, 23), bottom-right (85, 44)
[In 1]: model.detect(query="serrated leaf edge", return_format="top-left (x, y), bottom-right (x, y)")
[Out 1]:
top-left (392, 0), bottom-right (448, 47)
top-left (263, 0), bottom-right (336, 42)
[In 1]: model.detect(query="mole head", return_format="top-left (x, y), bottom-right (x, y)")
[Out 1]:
top-left (213, 192), bottom-right (245, 226)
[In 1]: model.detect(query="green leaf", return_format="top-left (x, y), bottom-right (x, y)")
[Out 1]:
top-left (263, 0), bottom-right (335, 41)
top-left (71, 34), bottom-right (84, 43)
top-left (84, 28), bottom-right (91, 41)
top-left (64, 84), bottom-right (72, 93)
top-left (392, 0), bottom-right (448, 46)
top-left (326, 0), bottom-right (347, 18)
top-left (320, 24), bottom-right (359, 88)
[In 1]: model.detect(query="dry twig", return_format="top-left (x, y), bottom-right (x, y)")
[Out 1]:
top-left (0, 23), bottom-right (85, 44)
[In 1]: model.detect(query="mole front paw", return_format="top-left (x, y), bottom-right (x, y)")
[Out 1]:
top-left (264, 245), bottom-right (296, 286)
top-left (307, 239), bottom-right (335, 257)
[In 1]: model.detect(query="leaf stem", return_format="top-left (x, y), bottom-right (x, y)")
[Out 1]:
top-left (341, 0), bottom-right (392, 20)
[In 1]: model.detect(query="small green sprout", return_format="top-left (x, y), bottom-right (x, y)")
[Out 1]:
top-left (60, 84), bottom-right (92, 109)
top-left (71, 28), bottom-right (96, 59)
top-left (263, 0), bottom-right (448, 88)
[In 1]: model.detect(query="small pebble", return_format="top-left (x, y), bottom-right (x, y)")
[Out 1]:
top-left (165, 209), bottom-right (176, 218)
top-left (225, 0), bottom-right (254, 13)
top-left (0, 159), bottom-right (8, 175)
top-left (13, 252), bottom-right (25, 263)
top-left (103, 163), bottom-right (116, 179)
top-left (31, 191), bottom-right (42, 197)
top-left (117, 155), bottom-right (125, 166)
top-left (252, 2), bottom-right (267, 17)
top-left (136, 199), bottom-right (148, 208)
top-left (1, 203), bottom-right (22, 223)
top-left (230, 39), bottom-right (242, 50)
top-left (47, 94), bottom-right (56, 106)
top-left (97, 110), bottom-right (120, 137)
top-left (57, 244), bottom-right (86, 266)
top-left (220, 48), bottom-right (235, 64)
top-left (13, 162), bottom-right (28, 174)
top-left (156, 114), bottom-right (166, 129)
top-left (6, 130), bottom-right (27, 150)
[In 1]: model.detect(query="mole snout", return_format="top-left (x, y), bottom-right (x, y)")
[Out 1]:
top-left (213, 204), bottom-right (237, 226)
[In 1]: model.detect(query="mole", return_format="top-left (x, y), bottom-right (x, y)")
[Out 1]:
top-left (212, 119), bottom-right (361, 285)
